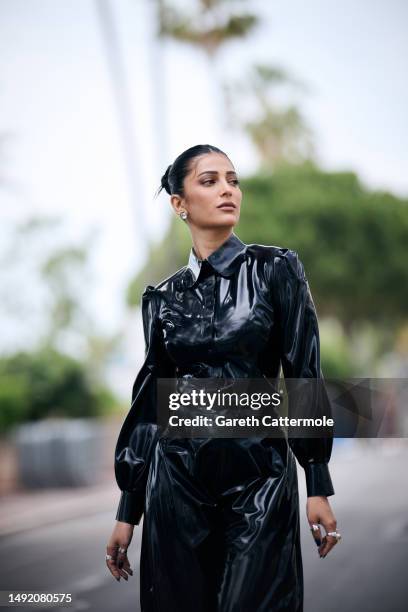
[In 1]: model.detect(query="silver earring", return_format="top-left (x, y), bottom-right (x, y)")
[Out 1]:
top-left (180, 211), bottom-right (188, 221)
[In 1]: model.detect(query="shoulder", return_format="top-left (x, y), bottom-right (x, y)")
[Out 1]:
top-left (245, 242), bottom-right (306, 282)
top-left (140, 266), bottom-right (188, 305)
top-left (138, 269), bottom-right (185, 327)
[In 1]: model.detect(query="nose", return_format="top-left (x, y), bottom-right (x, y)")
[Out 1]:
top-left (220, 179), bottom-right (232, 196)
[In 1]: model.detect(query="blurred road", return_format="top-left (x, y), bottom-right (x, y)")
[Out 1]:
top-left (302, 440), bottom-right (408, 612)
top-left (0, 440), bottom-right (407, 612)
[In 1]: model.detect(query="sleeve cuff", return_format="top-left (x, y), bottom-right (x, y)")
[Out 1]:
top-left (304, 462), bottom-right (335, 497)
top-left (115, 491), bottom-right (144, 525)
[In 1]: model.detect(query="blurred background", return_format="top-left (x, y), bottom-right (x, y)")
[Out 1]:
top-left (0, 1), bottom-right (407, 611)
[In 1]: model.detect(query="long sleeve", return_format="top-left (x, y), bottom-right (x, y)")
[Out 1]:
top-left (115, 286), bottom-right (175, 524)
top-left (275, 249), bottom-right (335, 497)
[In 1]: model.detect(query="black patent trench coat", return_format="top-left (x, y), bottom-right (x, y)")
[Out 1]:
top-left (114, 232), bottom-right (334, 612)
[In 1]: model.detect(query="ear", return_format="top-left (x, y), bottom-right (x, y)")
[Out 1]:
top-left (170, 194), bottom-right (184, 215)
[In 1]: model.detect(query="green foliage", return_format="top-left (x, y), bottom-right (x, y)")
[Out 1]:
top-left (0, 349), bottom-right (116, 433)
top-left (158, 0), bottom-right (259, 57)
top-left (318, 319), bottom-right (355, 378)
top-left (224, 62), bottom-right (315, 167)
top-left (127, 217), bottom-right (192, 306)
top-left (239, 162), bottom-right (408, 327)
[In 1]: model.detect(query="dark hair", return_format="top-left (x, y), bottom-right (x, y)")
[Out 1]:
top-left (155, 144), bottom-right (230, 198)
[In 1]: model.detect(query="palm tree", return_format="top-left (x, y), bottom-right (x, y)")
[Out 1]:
top-left (94, 0), bottom-right (147, 242)
top-left (225, 63), bottom-right (316, 169)
top-left (150, 0), bottom-right (170, 174)
top-left (157, 0), bottom-right (259, 141)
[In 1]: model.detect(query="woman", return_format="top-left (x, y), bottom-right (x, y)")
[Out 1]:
top-left (106, 144), bottom-right (340, 611)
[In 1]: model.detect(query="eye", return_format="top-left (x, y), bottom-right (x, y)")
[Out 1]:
top-left (202, 178), bottom-right (240, 186)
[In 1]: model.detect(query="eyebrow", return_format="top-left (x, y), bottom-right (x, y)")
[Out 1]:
top-left (198, 170), bottom-right (237, 176)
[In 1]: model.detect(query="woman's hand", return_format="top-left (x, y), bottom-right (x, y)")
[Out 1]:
top-left (106, 521), bottom-right (135, 581)
top-left (306, 496), bottom-right (340, 558)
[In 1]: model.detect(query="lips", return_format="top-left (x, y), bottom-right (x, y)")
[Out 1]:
top-left (217, 202), bottom-right (236, 210)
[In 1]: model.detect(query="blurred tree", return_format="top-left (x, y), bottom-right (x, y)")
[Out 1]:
top-left (158, 0), bottom-right (258, 58)
top-left (225, 63), bottom-right (315, 168)
top-left (0, 215), bottom-right (123, 430)
top-left (126, 214), bottom-right (190, 305)
top-left (246, 105), bottom-right (314, 168)
top-left (318, 319), bottom-right (355, 378)
top-left (239, 162), bottom-right (408, 332)
top-left (95, 0), bottom-right (146, 242)
top-left (157, 0), bottom-right (259, 136)
top-left (0, 349), bottom-right (116, 433)
top-left (0, 216), bottom-right (122, 364)
top-left (40, 245), bottom-right (89, 348)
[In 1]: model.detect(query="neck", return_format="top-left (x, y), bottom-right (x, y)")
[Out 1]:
top-left (191, 227), bottom-right (234, 261)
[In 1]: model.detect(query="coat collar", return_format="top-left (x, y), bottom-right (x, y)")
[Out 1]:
top-left (182, 232), bottom-right (247, 289)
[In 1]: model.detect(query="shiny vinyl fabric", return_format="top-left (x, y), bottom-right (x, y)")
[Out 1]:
top-left (115, 232), bottom-right (334, 612)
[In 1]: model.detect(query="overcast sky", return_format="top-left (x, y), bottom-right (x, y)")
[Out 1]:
top-left (1, 0), bottom-right (407, 344)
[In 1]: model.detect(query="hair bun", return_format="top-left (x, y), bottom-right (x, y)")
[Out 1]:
top-left (161, 164), bottom-right (172, 194)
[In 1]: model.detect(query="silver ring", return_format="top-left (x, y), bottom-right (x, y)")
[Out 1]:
top-left (118, 547), bottom-right (127, 554)
top-left (106, 554), bottom-right (114, 561)
top-left (310, 523), bottom-right (320, 531)
top-left (327, 530), bottom-right (342, 542)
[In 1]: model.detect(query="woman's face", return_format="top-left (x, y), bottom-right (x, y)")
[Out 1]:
top-left (171, 152), bottom-right (242, 230)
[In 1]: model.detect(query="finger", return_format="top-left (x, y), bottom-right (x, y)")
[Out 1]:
top-left (106, 557), bottom-right (131, 581)
top-left (118, 560), bottom-right (132, 580)
top-left (117, 551), bottom-right (130, 580)
top-left (106, 545), bottom-right (124, 581)
top-left (319, 534), bottom-right (338, 558)
top-left (122, 557), bottom-right (133, 577)
top-left (319, 518), bottom-right (338, 557)
top-left (309, 522), bottom-right (322, 547)
top-left (105, 556), bottom-right (121, 581)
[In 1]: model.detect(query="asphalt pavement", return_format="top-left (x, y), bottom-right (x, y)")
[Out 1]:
top-left (0, 439), bottom-right (407, 612)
